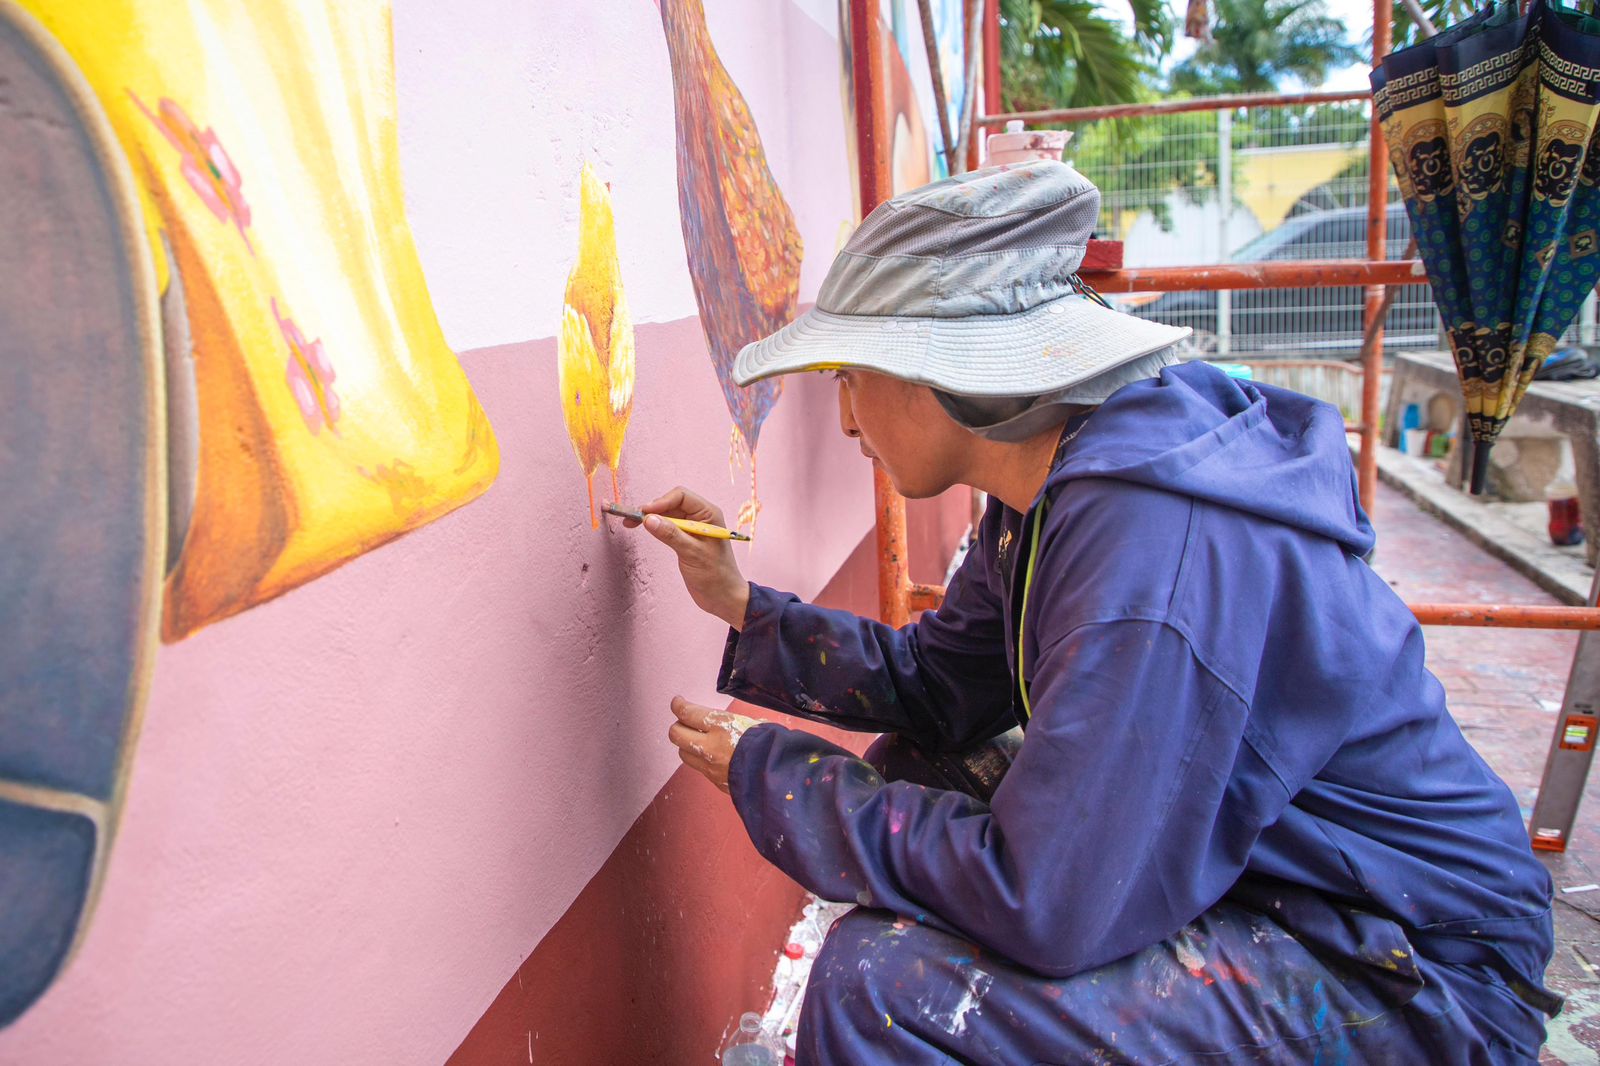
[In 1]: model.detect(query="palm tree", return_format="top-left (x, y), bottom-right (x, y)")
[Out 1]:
top-left (1169, 0), bottom-right (1362, 94)
top-left (1387, 0), bottom-right (1470, 49)
top-left (1000, 0), bottom-right (1168, 112)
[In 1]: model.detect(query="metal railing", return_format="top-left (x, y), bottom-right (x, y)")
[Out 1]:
top-left (1069, 97), bottom-right (1596, 361)
top-left (1074, 97), bottom-right (1432, 359)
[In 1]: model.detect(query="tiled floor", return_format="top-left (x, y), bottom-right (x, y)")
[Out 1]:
top-left (1368, 481), bottom-right (1600, 1063)
top-left (1376, 445), bottom-right (1593, 605)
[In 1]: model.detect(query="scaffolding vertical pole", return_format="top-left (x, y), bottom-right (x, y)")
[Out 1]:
top-left (1529, 569), bottom-right (1600, 852)
top-left (1216, 108), bottom-right (1233, 358)
top-left (851, 0), bottom-right (911, 626)
top-left (1361, 0), bottom-right (1392, 515)
top-left (984, 0), bottom-right (1001, 124)
top-left (978, 0), bottom-right (1001, 171)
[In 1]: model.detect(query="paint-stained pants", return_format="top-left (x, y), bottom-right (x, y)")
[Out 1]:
top-left (794, 735), bottom-right (1536, 1065)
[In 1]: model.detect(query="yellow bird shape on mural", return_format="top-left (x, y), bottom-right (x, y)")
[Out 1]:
top-left (559, 163), bottom-right (636, 530)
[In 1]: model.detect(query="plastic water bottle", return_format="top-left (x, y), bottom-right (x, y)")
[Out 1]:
top-left (721, 1012), bottom-right (782, 1066)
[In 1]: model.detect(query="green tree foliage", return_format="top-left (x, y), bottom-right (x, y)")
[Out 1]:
top-left (1069, 112), bottom-right (1220, 233)
top-left (1070, 101), bottom-right (1371, 234)
top-left (1169, 0), bottom-right (1364, 94)
top-left (1234, 101), bottom-right (1369, 151)
top-left (1000, 0), bottom-right (1160, 112)
top-left (1386, 0), bottom-right (1474, 49)
top-left (1000, 0), bottom-right (1364, 233)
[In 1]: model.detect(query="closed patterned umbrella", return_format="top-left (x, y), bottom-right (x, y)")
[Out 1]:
top-left (1375, 0), bottom-right (1600, 492)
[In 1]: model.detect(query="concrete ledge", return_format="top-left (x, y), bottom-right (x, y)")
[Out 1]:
top-left (1370, 445), bottom-right (1593, 605)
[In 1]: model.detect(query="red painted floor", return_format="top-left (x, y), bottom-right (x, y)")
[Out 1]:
top-left (1367, 482), bottom-right (1600, 1063)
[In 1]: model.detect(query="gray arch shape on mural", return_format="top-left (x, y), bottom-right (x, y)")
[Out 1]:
top-left (0, 0), bottom-right (167, 1028)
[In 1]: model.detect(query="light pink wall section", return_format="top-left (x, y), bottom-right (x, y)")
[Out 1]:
top-left (0, 2), bottom-right (877, 1063)
top-left (397, 0), bottom-right (851, 349)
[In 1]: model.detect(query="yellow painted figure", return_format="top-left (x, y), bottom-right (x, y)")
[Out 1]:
top-left (19, 0), bottom-right (500, 641)
top-left (559, 163), bottom-right (636, 529)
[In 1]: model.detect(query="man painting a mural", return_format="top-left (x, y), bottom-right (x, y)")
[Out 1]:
top-left (632, 163), bottom-right (1560, 1062)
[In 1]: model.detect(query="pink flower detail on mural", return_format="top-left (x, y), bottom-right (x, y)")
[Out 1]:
top-left (128, 91), bottom-right (254, 251)
top-left (273, 299), bottom-right (340, 434)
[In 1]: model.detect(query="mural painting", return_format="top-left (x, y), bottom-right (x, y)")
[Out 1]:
top-left (838, 0), bottom-right (979, 211)
top-left (894, 0), bottom-right (972, 179)
top-left (658, 0), bottom-right (805, 533)
top-left (559, 163), bottom-right (636, 528)
top-left (0, 0), bottom-right (496, 1025)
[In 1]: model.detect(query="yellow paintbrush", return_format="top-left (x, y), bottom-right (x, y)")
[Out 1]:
top-left (602, 502), bottom-right (751, 542)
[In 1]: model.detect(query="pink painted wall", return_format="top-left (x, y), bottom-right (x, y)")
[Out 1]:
top-left (0, 2), bottom-right (901, 1062)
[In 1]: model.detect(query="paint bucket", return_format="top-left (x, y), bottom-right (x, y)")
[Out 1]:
top-left (985, 120), bottom-right (1072, 166)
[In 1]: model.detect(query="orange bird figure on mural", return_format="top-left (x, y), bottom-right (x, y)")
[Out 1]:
top-left (559, 163), bottom-right (636, 529)
top-left (657, 0), bottom-right (803, 533)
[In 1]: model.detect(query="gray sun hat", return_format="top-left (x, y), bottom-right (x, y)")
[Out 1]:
top-left (733, 160), bottom-right (1190, 398)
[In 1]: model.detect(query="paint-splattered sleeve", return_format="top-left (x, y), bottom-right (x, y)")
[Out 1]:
top-left (717, 526), bottom-right (1015, 753)
top-left (728, 619), bottom-right (1279, 979)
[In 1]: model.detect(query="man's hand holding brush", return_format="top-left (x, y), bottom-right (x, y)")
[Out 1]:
top-left (616, 486), bottom-right (751, 631)
top-left (610, 487), bottom-right (764, 794)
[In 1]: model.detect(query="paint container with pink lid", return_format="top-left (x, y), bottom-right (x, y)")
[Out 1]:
top-left (985, 120), bottom-right (1072, 166)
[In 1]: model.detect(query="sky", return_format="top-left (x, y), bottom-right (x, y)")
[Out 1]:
top-left (1123, 0), bottom-right (1385, 91)
top-left (1320, 0), bottom-right (1391, 90)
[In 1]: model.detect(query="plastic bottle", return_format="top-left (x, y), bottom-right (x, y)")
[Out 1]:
top-left (1399, 403), bottom-right (1421, 452)
top-left (721, 1012), bottom-right (783, 1066)
top-left (764, 943), bottom-right (807, 1034)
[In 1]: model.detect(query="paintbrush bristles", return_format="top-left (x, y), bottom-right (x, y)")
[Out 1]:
top-left (601, 502), bottom-right (645, 522)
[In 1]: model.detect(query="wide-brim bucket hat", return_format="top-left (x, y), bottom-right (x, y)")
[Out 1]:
top-left (734, 161), bottom-right (1190, 397)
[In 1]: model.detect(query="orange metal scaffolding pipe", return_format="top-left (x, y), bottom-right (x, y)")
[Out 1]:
top-left (1360, 0), bottom-right (1393, 516)
top-left (977, 0), bottom-right (1002, 172)
top-left (984, 0), bottom-right (1001, 120)
top-left (978, 88), bottom-right (1371, 127)
top-left (1080, 259), bottom-right (1422, 293)
top-left (909, 583), bottom-right (1600, 630)
top-left (1410, 605), bottom-right (1600, 629)
top-left (851, 0), bottom-right (911, 627)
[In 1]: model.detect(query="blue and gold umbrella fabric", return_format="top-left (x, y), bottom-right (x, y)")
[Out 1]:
top-left (1375, 0), bottom-right (1600, 492)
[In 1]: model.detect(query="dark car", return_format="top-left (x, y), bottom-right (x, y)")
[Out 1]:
top-left (1115, 204), bottom-right (1439, 356)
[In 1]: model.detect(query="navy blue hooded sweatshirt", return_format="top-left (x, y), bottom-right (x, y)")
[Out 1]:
top-left (718, 362), bottom-right (1557, 1043)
